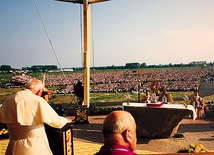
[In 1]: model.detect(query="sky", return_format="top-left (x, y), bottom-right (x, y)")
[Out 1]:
top-left (1, 0), bottom-right (214, 69)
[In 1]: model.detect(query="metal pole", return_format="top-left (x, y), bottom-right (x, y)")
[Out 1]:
top-left (138, 65), bottom-right (141, 103)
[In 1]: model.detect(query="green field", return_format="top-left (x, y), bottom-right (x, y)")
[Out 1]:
top-left (1, 87), bottom-right (214, 106)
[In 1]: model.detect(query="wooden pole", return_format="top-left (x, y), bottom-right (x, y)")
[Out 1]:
top-left (83, 0), bottom-right (90, 107)
top-left (54, 0), bottom-right (110, 108)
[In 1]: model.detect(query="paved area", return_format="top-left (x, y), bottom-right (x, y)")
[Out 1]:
top-left (0, 139), bottom-right (7, 155)
top-left (71, 115), bottom-right (159, 154)
top-left (0, 140), bottom-right (102, 155)
top-left (0, 116), bottom-right (214, 154)
top-left (0, 115), bottom-right (158, 155)
top-left (71, 115), bottom-right (214, 154)
top-left (0, 139), bottom-right (157, 155)
top-left (74, 140), bottom-right (157, 155)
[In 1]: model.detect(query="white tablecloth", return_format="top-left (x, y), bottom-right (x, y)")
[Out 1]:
top-left (122, 102), bottom-right (196, 120)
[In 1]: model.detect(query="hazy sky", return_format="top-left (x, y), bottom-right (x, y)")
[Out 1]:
top-left (1, 0), bottom-right (214, 69)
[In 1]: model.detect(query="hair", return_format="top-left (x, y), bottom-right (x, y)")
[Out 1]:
top-left (103, 119), bottom-right (126, 134)
top-left (194, 89), bottom-right (199, 93)
top-left (26, 79), bottom-right (44, 92)
top-left (102, 111), bottom-right (135, 136)
top-left (102, 111), bottom-right (137, 151)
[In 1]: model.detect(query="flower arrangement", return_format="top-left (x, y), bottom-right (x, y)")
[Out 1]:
top-left (178, 144), bottom-right (214, 153)
top-left (0, 128), bottom-right (9, 139)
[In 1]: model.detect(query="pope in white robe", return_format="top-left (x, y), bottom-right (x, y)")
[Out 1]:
top-left (0, 79), bottom-right (69, 155)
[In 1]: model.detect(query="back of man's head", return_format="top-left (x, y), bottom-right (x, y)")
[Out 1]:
top-left (26, 79), bottom-right (44, 96)
top-left (102, 110), bottom-right (137, 151)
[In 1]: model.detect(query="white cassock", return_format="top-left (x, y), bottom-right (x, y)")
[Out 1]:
top-left (0, 89), bottom-right (68, 155)
top-left (161, 95), bottom-right (170, 104)
top-left (150, 93), bottom-right (159, 103)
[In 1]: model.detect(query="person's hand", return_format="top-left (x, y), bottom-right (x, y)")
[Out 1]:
top-left (65, 117), bottom-right (72, 123)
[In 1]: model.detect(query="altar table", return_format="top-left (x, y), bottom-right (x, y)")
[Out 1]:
top-left (122, 102), bottom-right (196, 138)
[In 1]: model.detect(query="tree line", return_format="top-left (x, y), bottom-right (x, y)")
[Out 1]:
top-left (0, 61), bottom-right (214, 73)
top-left (0, 65), bottom-right (57, 72)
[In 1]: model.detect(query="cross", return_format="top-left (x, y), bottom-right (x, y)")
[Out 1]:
top-left (54, 0), bottom-right (110, 107)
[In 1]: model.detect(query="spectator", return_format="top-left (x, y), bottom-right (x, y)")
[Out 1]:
top-left (0, 79), bottom-right (70, 155)
top-left (94, 110), bottom-right (137, 155)
top-left (11, 68), bottom-right (209, 93)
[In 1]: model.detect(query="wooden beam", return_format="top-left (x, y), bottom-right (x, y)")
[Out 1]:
top-left (83, 0), bottom-right (90, 107)
top-left (54, 0), bottom-right (110, 4)
top-left (54, 0), bottom-right (111, 108)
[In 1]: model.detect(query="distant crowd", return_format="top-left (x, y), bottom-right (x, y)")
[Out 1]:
top-left (10, 68), bottom-right (214, 94)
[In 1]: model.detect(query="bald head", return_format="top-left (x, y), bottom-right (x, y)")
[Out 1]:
top-left (102, 111), bottom-right (135, 134)
top-left (102, 110), bottom-right (137, 151)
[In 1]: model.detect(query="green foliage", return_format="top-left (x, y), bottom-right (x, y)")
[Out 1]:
top-left (0, 65), bottom-right (11, 71)
top-left (0, 88), bottom-right (23, 104)
top-left (90, 93), bottom-right (129, 103)
top-left (0, 74), bottom-right (13, 84)
top-left (30, 65), bottom-right (58, 72)
top-left (125, 62), bottom-right (140, 69)
top-left (1, 89), bottom-right (214, 105)
top-left (89, 106), bottom-right (122, 115)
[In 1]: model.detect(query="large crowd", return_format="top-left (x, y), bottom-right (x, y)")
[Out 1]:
top-left (10, 68), bottom-right (214, 94)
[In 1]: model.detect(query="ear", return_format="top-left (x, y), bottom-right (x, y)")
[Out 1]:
top-left (122, 129), bottom-right (132, 143)
top-left (123, 128), bottom-right (136, 152)
top-left (36, 89), bottom-right (42, 96)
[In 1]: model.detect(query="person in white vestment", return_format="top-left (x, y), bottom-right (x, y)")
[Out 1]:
top-left (0, 79), bottom-right (70, 155)
top-left (150, 81), bottom-right (160, 103)
top-left (190, 89), bottom-right (205, 119)
top-left (150, 89), bottom-right (160, 103)
top-left (158, 86), bottom-right (174, 104)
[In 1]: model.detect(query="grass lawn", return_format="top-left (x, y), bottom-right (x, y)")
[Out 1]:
top-left (1, 88), bottom-right (214, 106)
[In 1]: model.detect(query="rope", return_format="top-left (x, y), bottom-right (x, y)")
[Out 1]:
top-left (91, 5), bottom-right (95, 74)
top-left (32, 0), bottom-right (70, 86)
top-left (91, 5), bottom-right (97, 104)
top-left (79, 4), bottom-right (84, 78)
top-left (33, 0), bottom-right (96, 105)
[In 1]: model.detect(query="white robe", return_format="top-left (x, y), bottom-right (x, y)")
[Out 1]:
top-left (150, 93), bottom-right (159, 103)
top-left (0, 89), bottom-right (68, 155)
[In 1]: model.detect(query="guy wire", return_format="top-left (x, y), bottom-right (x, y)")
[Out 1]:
top-left (33, 0), bottom-right (70, 87)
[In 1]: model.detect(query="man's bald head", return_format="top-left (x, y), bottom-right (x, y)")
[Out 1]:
top-left (102, 110), bottom-right (137, 151)
top-left (102, 111), bottom-right (135, 134)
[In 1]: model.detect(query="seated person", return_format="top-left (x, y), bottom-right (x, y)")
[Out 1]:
top-left (158, 86), bottom-right (174, 104)
top-left (94, 110), bottom-right (137, 155)
top-left (141, 89), bottom-right (151, 103)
